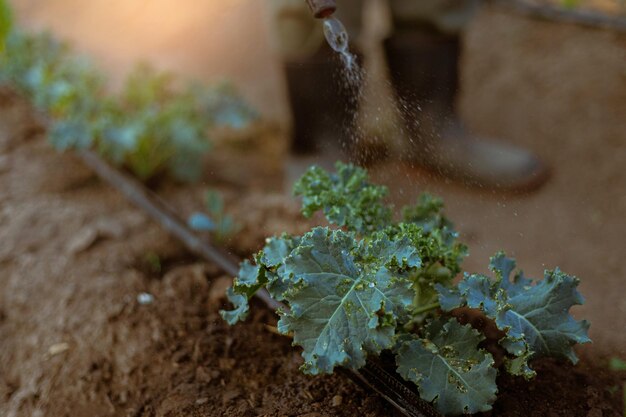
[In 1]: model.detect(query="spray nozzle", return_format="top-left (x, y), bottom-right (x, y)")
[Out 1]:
top-left (306, 0), bottom-right (337, 19)
top-left (323, 17), bottom-right (348, 53)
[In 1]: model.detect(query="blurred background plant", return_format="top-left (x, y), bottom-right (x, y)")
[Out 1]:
top-left (188, 189), bottom-right (240, 244)
top-left (561, 0), bottom-right (582, 8)
top-left (0, 0), bottom-right (11, 51)
top-left (0, 17), bottom-right (258, 182)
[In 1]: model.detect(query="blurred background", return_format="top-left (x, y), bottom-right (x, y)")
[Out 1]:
top-left (10, 0), bottom-right (291, 123)
top-left (1, 0), bottom-right (625, 415)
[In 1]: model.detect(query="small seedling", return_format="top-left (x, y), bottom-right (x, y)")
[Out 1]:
top-left (609, 358), bottom-right (626, 417)
top-left (222, 162), bottom-right (591, 416)
top-left (188, 190), bottom-right (239, 243)
top-left (143, 251), bottom-right (162, 275)
top-left (610, 357), bottom-right (626, 371)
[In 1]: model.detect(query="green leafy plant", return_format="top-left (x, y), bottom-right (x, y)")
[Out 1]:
top-left (610, 357), bottom-right (626, 372)
top-left (561, 0), bottom-right (581, 9)
top-left (188, 189), bottom-right (239, 243)
top-left (0, 27), bottom-right (256, 182)
top-left (0, 0), bottom-right (12, 52)
top-left (609, 357), bottom-right (626, 417)
top-left (222, 162), bottom-right (591, 416)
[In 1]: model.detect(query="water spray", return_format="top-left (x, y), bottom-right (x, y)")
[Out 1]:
top-left (306, 0), bottom-right (359, 76)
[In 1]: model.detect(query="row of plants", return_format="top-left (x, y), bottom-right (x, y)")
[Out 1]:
top-left (0, 1), bottom-right (255, 182)
top-left (223, 162), bottom-right (592, 416)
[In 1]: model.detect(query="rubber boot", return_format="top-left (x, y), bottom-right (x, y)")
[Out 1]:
top-left (284, 45), bottom-right (362, 156)
top-left (384, 31), bottom-right (549, 191)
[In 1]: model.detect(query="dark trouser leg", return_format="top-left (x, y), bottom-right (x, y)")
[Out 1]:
top-left (284, 46), bottom-right (362, 155)
top-left (384, 28), bottom-right (549, 191)
top-left (384, 30), bottom-right (460, 147)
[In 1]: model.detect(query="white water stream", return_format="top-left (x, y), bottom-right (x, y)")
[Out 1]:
top-left (322, 16), bottom-right (360, 82)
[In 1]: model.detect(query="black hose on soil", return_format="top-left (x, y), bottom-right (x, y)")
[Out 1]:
top-left (78, 149), bottom-right (441, 417)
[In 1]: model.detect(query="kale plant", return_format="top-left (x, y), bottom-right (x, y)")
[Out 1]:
top-left (0, 28), bottom-right (256, 182)
top-left (222, 162), bottom-right (591, 416)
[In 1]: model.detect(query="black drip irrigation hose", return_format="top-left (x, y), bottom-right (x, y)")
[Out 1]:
top-left (77, 149), bottom-right (442, 417)
top-left (79, 150), bottom-right (281, 310)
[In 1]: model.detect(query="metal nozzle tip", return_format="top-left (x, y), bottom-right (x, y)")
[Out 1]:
top-left (306, 0), bottom-right (337, 18)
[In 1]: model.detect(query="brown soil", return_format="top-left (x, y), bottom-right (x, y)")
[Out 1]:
top-left (1, 84), bottom-right (625, 417)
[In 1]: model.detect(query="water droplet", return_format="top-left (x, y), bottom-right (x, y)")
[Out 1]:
top-left (322, 16), bottom-right (360, 78)
top-left (368, 282), bottom-right (375, 288)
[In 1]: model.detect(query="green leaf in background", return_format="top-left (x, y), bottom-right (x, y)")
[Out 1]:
top-left (610, 357), bottom-right (626, 372)
top-left (188, 189), bottom-right (239, 243)
top-left (48, 119), bottom-right (94, 150)
top-left (0, 29), bottom-right (254, 183)
top-left (198, 82), bottom-right (258, 129)
top-left (395, 318), bottom-right (498, 415)
top-left (562, 0), bottom-right (581, 9)
top-left (0, 0), bottom-right (12, 52)
top-left (278, 227), bottom-right (414, 374)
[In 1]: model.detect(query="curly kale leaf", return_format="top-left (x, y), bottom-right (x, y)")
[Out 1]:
top-left (293, 162), bottom-right (391, 234)
top-left (395, 318), bottom-right (497, 415)
top-left (221, 287), bottom-right (250, 325)
top-left (383, 223), bottom-right (467, 315)
top-left (403, 193), bottom-right (454, 238)
top-left (498, 268), bottom-right (591, 364)
top-left (219, 234), bottom-right (300, 324)
top-left (219, 259), bottom-right (264, 324)
top-left (436, 253), bottom-right (591, 377)
top-left (357, 229), bottom-right (422, 270)
top-left (260, 234), bottom-right (301, 301)
top-left (277, 227), bottom-right (417, 374)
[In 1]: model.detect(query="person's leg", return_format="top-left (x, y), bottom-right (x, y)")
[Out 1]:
top-left (269, 0), bottom-right (364, 154)
top-left (385, 0), bottom-right (548, 190)
top-left (388, 0), bottom-right (480, 35)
